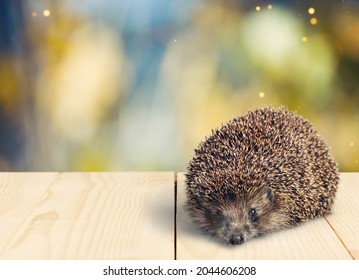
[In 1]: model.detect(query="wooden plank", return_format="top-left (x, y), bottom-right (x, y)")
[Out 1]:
top-left (325, 173), bottom-right (359, 259)
top-left (0, 172), bottom-right (174, 260)
top-left (176, 173), bottom-right (352, 259)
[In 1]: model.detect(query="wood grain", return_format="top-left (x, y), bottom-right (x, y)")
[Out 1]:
top-left (176, 173), bottom-right (352, 260)
top-left (325, 173), bottom-right (359, 259)
top-left (0, 172), bottom-right (174, 260)
top-left (0, 172), bottom-right (357, 260)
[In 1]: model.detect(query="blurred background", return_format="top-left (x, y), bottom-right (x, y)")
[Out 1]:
top-left (0, 0), bottom-right (358, 172)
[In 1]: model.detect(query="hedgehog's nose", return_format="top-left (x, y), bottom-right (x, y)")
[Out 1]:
top-left (229, 235), bottom-right (244, 245)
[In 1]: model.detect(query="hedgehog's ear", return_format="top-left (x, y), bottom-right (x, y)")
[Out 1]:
top-left (265, 187), bottom-right (274, 204)
top-left (224, 188), bottom-right (236, 201)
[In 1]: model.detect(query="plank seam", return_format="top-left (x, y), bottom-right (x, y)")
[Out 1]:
top-left (324, 217), bottom-right (355, 260)
top-left (174, 172), bottom-right (178, 260)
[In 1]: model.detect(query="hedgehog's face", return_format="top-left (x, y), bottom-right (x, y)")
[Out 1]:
top-left (213, 187), bottom-right (274, 245)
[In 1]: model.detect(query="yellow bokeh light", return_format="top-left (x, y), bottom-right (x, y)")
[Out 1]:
top-left (259, 92), bottom-right (265, 98)
top-left (310, 17), bottom-right (318, 25)
top-left (268, 5), bottom-right (273, 10)
top-left (349, 141), bottom-right (355, 147)
top-left (302, 36), bottom-right (308, 43)
top-left (308, 7), bottom-right (316, 15)
top-left (43, 9), bottom-right (51, 17)
top-left (256, 6), bottom-right (261, 12)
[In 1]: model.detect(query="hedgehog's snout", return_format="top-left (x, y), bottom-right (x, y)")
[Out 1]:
top-left (229, 234), bottom-right (244, 245)
top-left (215, 209), bottom-right (249, 245)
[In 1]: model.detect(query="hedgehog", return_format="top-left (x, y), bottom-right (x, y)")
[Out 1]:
top-left (185, 107), bottom-right (339, 245)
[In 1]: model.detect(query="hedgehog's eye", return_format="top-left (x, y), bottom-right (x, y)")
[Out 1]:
top-left (248, 208), bottom-right (258, 222)
top-left (215, 211), bottom-right (226, 227)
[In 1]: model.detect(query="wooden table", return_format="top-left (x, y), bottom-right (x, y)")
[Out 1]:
top-left (0, 172), bottom-right (358, 260)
